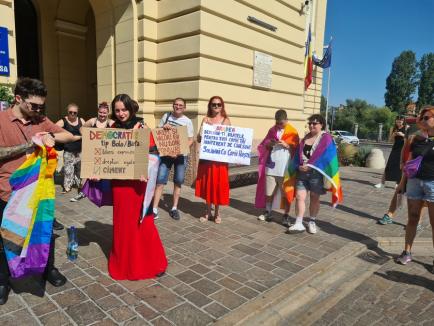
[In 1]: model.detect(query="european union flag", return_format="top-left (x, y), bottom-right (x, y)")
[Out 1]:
top-left (313, 40), bottom-right (332, 69)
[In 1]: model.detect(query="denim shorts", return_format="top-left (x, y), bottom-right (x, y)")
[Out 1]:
top-left (296, 169), bottom-right (326, 195)
top-left (156, 156), bottom-right (188, 186)
top-left (406, 178), bottom-right (434, 202)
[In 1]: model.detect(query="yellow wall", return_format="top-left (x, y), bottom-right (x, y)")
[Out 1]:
top-left (1, 0), bottom-right (327, 138)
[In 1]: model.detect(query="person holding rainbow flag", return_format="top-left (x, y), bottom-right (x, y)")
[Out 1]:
top-left (255, 109), bottom-right (299, 226)
top-left (284, 114), bottom-right (343, 234)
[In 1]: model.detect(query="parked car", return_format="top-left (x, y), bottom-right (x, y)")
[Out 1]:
top-left (331, 130), bottom-right (359, 145)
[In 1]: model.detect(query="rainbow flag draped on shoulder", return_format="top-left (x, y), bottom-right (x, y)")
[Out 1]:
top-left (0, 137), bottom-right (57, 278)
top-left (255, 124), bottom-right (299, 209)
top-left (284, 132), bottom-right (343, 207)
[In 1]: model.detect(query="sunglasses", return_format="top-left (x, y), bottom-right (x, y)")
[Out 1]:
top-left (211, 103), bottom-right (222, 108)
top-left (308, 122), bottom-right (320, 126)
top-left (68, 111), bottom-right (78, 115)
top-left (422, 115), bottom-right (433, 121)
top-left (25, 100), bottom-right (45, 112)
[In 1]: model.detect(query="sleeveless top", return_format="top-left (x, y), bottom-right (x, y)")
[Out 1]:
top-left (63, 117), bottom-right (82, 153)
top-left (92, 118), bottom-right (110, 128)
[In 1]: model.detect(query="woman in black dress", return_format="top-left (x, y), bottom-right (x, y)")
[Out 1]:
top-left (377, 116), bottom-right (407, 225)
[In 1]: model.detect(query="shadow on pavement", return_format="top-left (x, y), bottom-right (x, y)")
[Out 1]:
top-left (374, 270), bottom-right (434, 292)
top-left (76, 221), bottom-right (112, 259)
top-left (161, 194), bottom-right (205, 219)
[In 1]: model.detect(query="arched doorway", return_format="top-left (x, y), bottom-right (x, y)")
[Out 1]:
top-left (14, 0), bottom-right (40, 79)
top-left (15, 0), bottom-right (137, 119)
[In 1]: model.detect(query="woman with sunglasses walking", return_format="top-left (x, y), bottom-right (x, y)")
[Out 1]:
top-left (55, 103), bottom-right (85, 194)
top-left (395, 106), bottom-right (434, 273)
top-left (196, 96), bottom-right (231, 224)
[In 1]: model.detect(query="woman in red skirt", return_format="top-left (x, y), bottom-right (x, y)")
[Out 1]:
top-left (108, 94), bottom-right (167, 280)
top-left (196, 96), bottom-right (231, 224)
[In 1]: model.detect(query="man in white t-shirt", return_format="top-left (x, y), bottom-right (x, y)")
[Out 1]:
top-left (153, 98), bottom-right (194, 220)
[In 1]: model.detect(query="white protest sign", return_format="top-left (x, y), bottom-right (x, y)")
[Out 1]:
top-left (199, 124), bottom-right (253, 165)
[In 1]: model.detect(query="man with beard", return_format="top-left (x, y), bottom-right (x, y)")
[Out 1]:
top-left (0, 78), bottom-right (79, 305)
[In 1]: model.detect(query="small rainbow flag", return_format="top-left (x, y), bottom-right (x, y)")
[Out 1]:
top-left (284, 133), bottom-right (343, 207)
top-left (0, 137), bottom-right (57, 278)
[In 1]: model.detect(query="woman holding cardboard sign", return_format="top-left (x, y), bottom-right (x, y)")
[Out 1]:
top-left (108, 94), bottom-right (167, 280)
top-left (196, 96), bottom-right (231, 224)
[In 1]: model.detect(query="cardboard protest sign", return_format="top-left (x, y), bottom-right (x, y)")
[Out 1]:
top-left (152, 126), bottom-right (189, 157)
top-left (81, 127), bottom-right (149, 180)
top-left (199, 124), bottom-right (253, 165)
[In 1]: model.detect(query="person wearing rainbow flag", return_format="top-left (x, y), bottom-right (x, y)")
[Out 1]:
top-left (0, 78), bottom-right (78, 305)
top-left (284, 114), bottom-right (343, 234)
top-left (255, 109), bottom-right (299, 226)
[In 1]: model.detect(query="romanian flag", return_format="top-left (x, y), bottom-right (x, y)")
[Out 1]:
top-left (284, 132), bottom-right (343, 207)
top-left (304, 24), bottom-right (313, 90)
top-left (0, 136), bottom-right (57, 278)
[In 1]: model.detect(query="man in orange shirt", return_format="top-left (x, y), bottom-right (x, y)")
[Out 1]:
top-left (0, 78), bottom-right (78, 305)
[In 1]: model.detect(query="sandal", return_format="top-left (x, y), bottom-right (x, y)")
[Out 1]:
top-left (199, 215), bottom-right (209, 223)
top-left (214, 215), bottom-right (222, 224)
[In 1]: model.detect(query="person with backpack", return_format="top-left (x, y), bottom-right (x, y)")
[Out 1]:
top-left (152, 98), bottom-right (194, 220)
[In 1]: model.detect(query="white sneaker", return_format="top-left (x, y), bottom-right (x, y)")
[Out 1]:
top-left (258, 211), bottom-right (271, 221)
top-left (288, 223), bottom-right (306, 234)
top-left (307, 221), bottom-right (317, 234)
top-left (374, 183), bottom-right (383, 189)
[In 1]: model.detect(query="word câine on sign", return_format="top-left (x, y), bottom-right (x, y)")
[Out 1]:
top-left (81, 127), bottom-right (150, 180)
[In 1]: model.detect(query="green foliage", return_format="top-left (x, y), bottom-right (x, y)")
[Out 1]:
top-left (353, 145), bottom-right (373, 167)
top-left (417, 53), bottom-right (434, 108)
top-left (320, 95), bottom-right (327, 114)
top-left (332, 99), bottom-right (396, 140)
top-left (385, 50), bottom-right (418, 113)
top-left (337, 142), bottom-right (357, 166)
top-left (0, 85), bottom-right (14, 104)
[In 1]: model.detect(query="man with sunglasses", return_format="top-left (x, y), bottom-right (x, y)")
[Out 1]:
top-left (0, 78), bottom-right (78, 305)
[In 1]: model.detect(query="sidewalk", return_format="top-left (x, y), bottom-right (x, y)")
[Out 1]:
top-left (0, 167), bottom-right (432, 325)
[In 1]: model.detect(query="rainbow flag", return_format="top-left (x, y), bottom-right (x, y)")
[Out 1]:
top-left (284, 132), bottom-right (343, 207)
top-left (0, 137), bottom-right (57, 278)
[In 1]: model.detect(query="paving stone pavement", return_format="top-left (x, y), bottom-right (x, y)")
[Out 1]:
top-left (314, 256), bottom-right (434, 326)
top-left (0, 166), bottom-right (433, 325)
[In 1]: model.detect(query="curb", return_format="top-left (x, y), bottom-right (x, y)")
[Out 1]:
top-left (217, 237), bottom-right (433, 326)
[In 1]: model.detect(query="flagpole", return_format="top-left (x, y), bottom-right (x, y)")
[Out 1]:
top-left (325, 65), bottom-right (332, 131)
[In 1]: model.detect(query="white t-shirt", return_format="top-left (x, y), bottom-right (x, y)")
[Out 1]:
top-left (265, 129), bottom-right (290, 177)
top-left (159, 113), bottom-right (194, 137)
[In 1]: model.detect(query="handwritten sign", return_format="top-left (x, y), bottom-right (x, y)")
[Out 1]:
top-left (81, 127), bottom-right (149, 179)
top-left (152, 126), bottom-right (189, 157)
top-left (199, 124), bottom-right (253, 165)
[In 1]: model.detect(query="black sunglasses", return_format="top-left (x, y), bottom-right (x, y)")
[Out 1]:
top-left (211, 103), bottom-right (222, 108)
top-left (68, 111), bottom-right (78, 115)
top-left (422, 115), bottom-right (433, 121)
top-left (25, 100), bottom-right (45, 112)
top-left (308, 122), bottom-right (320, 126)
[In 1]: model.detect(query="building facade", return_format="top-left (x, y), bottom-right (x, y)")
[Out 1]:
top-left (1, 0), bottom-right (327, 182)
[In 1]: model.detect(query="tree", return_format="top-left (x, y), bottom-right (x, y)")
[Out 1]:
top-left (0, 85), bottom-right (14, 104)
top-left (384, 50), bottom-right (418, 113)
top-left (417, 53), bottom-right (434, 108)
top-left (320, 95), bottom-right (327, 114)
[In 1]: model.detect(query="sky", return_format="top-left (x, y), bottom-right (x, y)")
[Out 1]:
top-left (322, 0), bottom-right (434, 108)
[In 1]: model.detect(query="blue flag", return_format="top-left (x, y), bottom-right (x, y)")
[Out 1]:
top-left (313, 40), bottom-right (332, 68)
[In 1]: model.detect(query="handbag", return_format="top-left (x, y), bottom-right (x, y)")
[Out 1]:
top-left (403, 140), bottom-right (433, 179)
top-left (81, 179), bottom-right (113, 207)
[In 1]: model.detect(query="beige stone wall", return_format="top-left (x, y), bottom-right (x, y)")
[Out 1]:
top-left (1, 0), bottom-right (327, 142)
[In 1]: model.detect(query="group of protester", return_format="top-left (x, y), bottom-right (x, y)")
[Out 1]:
top-left (375, 108), bottom-right (434, 271)
top-left (1, 77), bottom-right (432, 309)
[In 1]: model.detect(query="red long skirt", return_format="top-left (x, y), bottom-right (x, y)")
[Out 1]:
top-left (195, 161), bottom-right (230, 205)
top-left (108, 180), bottom-right (167, 280)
